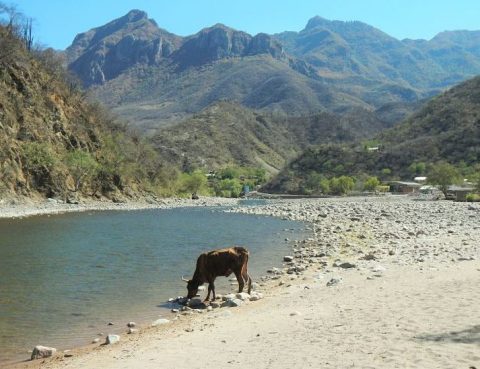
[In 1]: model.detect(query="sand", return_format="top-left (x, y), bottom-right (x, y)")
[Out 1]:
top-left (7, 196), bottom-right (480, 369)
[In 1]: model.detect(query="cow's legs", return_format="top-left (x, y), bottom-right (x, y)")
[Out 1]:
top-left (205, 281), bottom-right (215, 301)
top-left (242, 271), bottom-right (252, 294)
top-left (234, 270), bottom-right (245, 293)
top-left (245, 273), bottom-right (252, 294)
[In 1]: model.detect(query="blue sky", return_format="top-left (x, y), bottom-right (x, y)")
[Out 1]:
top-left (12, 0), bottom-right (480, 49)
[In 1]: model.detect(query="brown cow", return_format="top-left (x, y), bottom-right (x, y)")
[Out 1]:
top-left (182, 246), bottom-right (252, 301)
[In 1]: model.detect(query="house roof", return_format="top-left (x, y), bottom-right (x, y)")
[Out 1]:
top-left (389, 181), bottom-right (422, 187)
top-left (447, 185), bottom-right (475, 192)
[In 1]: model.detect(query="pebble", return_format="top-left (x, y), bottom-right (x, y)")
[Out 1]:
top-left (151, 318), bottom-right (170, 326)
top-left (105, 334), bottom-right (120, 345)
top-left (326, 278), bottom-right (342, 287)
top-left (31, 345), bottom-right (57, 360)
top-left (221, 298), bottom-right (243, 307)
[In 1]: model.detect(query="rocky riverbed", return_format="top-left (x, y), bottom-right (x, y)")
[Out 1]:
top-left (226, 195), bottom-right (480, 271)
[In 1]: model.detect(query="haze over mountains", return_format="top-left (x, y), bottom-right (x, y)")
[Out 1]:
top-left (65, 10), bottom-right (480, 131)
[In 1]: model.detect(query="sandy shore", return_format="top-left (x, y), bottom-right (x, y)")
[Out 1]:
top-left (8, 195), bottom-right (480, 369)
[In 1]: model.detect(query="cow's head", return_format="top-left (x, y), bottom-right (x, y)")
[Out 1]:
top-left (182, 276), bottom-right (200, 300)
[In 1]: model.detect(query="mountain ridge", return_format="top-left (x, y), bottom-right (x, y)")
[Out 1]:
top-left (65, 11), bottom-right (480, 130)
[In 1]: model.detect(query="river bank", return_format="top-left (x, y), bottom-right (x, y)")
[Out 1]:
top-left (8, 195), bottom-right (480, 369)
top-left (0, 196), bottom-right (239, 219)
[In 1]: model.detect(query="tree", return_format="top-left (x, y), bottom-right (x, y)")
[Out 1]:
top-left (215, 178), bottom-right (243, 198)
top-left (408, 162), bottom-right (426, 176)
top-left (330, 176), bottom-right (355, 195)
top-left (427, 162), bottom-right (461, 197)
top-left (66, 150), bottom-right (99, 192)
top-left (180, 171), bottom-right (208, 195)
top-left (363, 176), bottom-right (380, 192)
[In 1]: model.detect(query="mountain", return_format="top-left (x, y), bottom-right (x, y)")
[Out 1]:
top-left (0, 24), bottom-right (169, 201)
top-left (63, 12), bottom-right (439, 130)
top-left (275, 17), bottom-right (480, 97)
top-left (265, 75), bottom-right (480, 193)
top-left (65, 11), bottom-right (480, 133)
top-left (151, 101), bottom-right (390, 173)
top-left (66, 10), bottom-right (182, 86)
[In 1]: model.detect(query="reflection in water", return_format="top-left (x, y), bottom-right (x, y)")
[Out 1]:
top-left (0, 207), bottom-right (306, 363)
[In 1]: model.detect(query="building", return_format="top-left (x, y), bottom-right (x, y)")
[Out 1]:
top-left (389, 181), bottom-right (422, 194)
top-left (446, 185), bottom-right (475, 201)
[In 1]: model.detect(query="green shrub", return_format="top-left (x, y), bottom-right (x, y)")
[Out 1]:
top-left (65, 149), bottom-right (99, 192)
top-left (329, 176), bottom-right (355, 195)
top-left (363, 176), bottom-right (380, 191)
top-left (466, 193), bottom-right (480, 202)
top-left (215, 178), bottom-right (243, 198)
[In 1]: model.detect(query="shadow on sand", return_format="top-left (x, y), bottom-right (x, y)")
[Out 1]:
top-left (416, 325), bottom-right (480, 344)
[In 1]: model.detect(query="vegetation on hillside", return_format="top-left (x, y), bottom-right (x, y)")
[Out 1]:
top-left (265, 76), bottom-right (480, 194)
top-left (151, 101), bottom-right (391, 176)
top-left (0, 11), bottom-right (177, 201)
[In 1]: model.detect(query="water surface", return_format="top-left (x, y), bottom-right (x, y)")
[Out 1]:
top-left (0, 206), bottom-right (305, 363)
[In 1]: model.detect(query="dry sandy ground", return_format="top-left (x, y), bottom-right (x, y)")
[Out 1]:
top-left (13, 260), bottom-right (479, 369)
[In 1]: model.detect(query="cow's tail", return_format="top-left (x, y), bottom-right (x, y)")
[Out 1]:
top-left (235, 246), bottom-right (252, 294)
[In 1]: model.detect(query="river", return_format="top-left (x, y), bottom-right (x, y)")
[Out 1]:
top-left (0, 205), bottom-right (306, 364)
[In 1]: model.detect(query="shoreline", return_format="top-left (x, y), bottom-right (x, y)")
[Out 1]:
top-left (0, 196), bottom-right (240, 219)
top-left (6, 196), bottom-right (480, 368)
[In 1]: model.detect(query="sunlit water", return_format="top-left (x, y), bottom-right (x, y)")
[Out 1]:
top-left (0, 206), bottom-right (306, 363)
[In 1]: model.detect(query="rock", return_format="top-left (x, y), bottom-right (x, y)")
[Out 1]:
top-left (105, 335), bottom-right (120, 345)
top-left (334, 261), bottom-right (356, 269)
top-left (222, 293), bottom-right (236, 301)
top-left (210, 301), bottom-right (221, 309)
top-left (283, 255), bottom-right (294, 262)
top-left (221, 298), bottom-right (243, 307)
top-left (92, 338), bottom-right (100, 344)
top-left (290, 311), bottom-right (302, 316)
top-left (372, 264), bottom-right (386, 272)
top-left (127, 322), bottom-right (136, 328)
top-left (188, 298), bottom-right (205, 308)
top-left (107, 322), bottom-right (114, 326)
top-left (361, 253), bottom-right (376, 261)
top-left (128, 328), bottom-right (138, 334)
top-left (207, 306), bottom-right (213, 312)
top-left (249, 291), bottom-right (264, 301)
top-left (171, 308), bottom-right (179, 313)
top-left (388, 250), bottom-right (396, 255)
top-left (151, 318), bottom-right (170, 326)
top-left (236, 292), bottom-right (250, 301)
top-left (326, 278), bottom-right (342, 287)
top-left (31, 345), bottom-right (57, 360)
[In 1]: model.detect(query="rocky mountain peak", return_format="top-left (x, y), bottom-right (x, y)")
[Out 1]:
top-left (124, 9), bottom-right (149, 23)
top-left (66, 9), bottom-right (183, 86)
top-left (304, 16), bottom-right (330, 30)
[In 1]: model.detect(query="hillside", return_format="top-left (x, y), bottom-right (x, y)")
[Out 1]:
top-left (0, 24), bottom-right (170, 201)
top-left (151, 101), bottom-right (389, 173)
top-left (65, 11), bottom-right (480, 130)
top-left (266, 76), bottom-right (480, 193)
